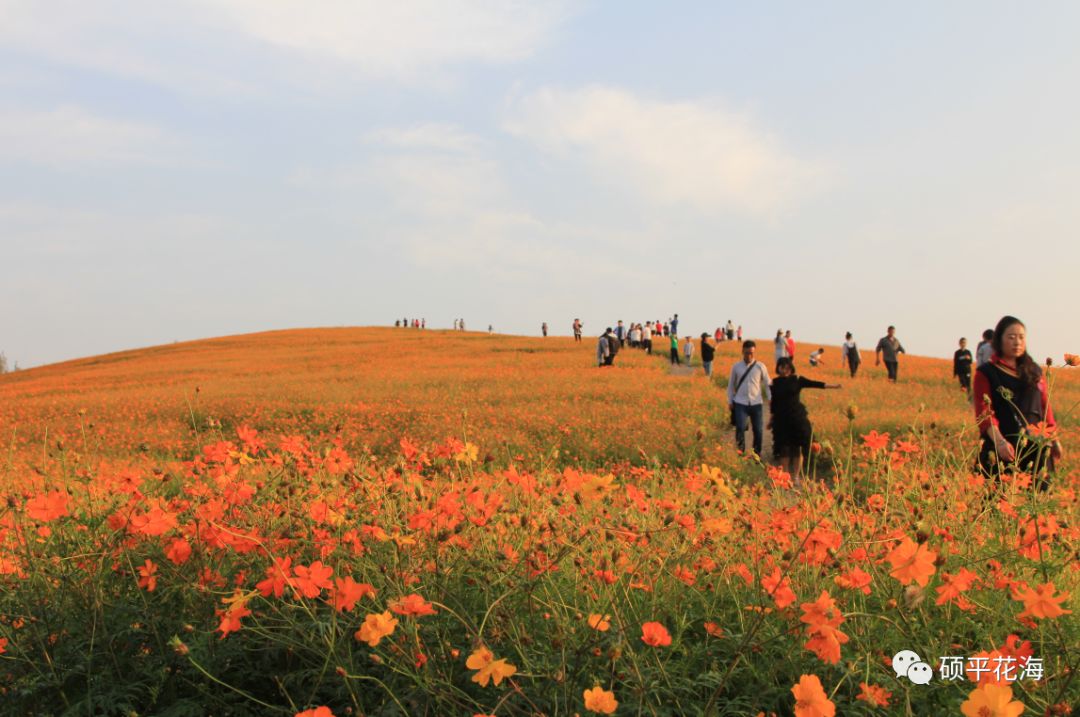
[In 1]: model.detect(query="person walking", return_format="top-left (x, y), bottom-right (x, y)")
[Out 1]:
top-left (785, 330), bottom-right (796, 363)
top-left (973, 315), bottom-right (1063, 488)
top-left (726, 320), bottom-right (735, 341)
top-left (875, 326), bottom-right (906, 382)
top-left (700, 333), bottom-right (715, 377)
top-left (769, 357), bottom-right (841, 480)
top-left (954, 337), bottom-right (973, 395)
top-left (597, 329), bottom-right (612, 367)
top-left (542, 322), bottom-right (548, 337)
top-left (975, 329), bottom-right (994, 367)
top-left (671, 314), bottom-right (679, 337)
top-left (727, 341), bottom-right (771, 456)
top-left (773, 330), bottom-right (789, 373)
top-left (841, 332), bottom-right (860, 378)
top-left (669, 333), bottom-right (681, 365)
top-left (683, 334), bottom-right (694, 366)
top-left (616, 320), bottom-right (626, 347)
top-left (736, 325), bottom-right (743, 342)
top-left (604, 327), bottom-right (619, 366)
top-left (573, 319), bottom-right (583, 343)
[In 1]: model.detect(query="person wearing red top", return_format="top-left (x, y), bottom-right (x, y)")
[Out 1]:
top-left (785, 330), bottom-right (796, 361)
top-left (972, 315), bottom-right (1063, 488)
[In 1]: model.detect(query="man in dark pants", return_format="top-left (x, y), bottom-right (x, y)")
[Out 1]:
top-left (953, 337), bottom-right (973, 395)
top-left (875, 326), bottom-right (906, 382)
top-left (727, 341), bottom-right (771, 456)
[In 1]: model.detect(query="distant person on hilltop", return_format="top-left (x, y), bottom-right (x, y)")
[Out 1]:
top-left (785, 330), bottom-right (796, 362)
top-left (954, 337), bottom-right (973, 395)
top-left (616, 320), bottom-right (626, 347)
top-left (727, 340), bottom-right (771, 457)
top-left (875, 326), bottom-right (906, 382)
top-left (542, 322), bottom-right (548, 337)
top-left (841, 332), bottom-right (861, 378)
top-left (973, 315), bottom-right (1063, 488)
top-left (669, 333), bottom-right (680, 365)
top-left (976, 328), bottom-right (994, 367)
top-left (573, 318), bottom-right (583, 343)
top-left (683, 335), bottom-right (694, 365)
top-left (769, 357), bottom-right (841, 481)
top-left (774, 330), bottom-right (789, 372)
top-left (726, 320), bottom-right (735, 341)
top-left (395, 320), bottom-right (401, 327)
top-left (628, 323), bottom-right (640, 348)
top-left (737, 325), bottom-right (743, 342)
top-left (597, 329), bottom-right (610, 367)
top-left (671, 314), bottom-right (679, 337)
top-left (715, 327), bottom-right (724, 343)
top-left (642, 322), bottom-right (653, 354)
top-left (700, 333), bottom-right (715, 377)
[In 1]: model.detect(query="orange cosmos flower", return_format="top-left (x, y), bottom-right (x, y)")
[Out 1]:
top-left (355, 611), bottom-right (397, 647)
top-left (799, 591), bottom-right (848, 665)
top-left (25, 490), bottom-right (70, 522)
top-left (935, 568), bottom-right (979, 607)
top-left (1015, 582), bottom-right (1072, 620)
top-left (640, 621), bottom-right (672, 647)
top-left (960, 683), bottom-right (1026, 717)
top-left (216, 592), bottom-right (252, 638)
top-left (856, 682), bottom-right (892, 708)
top-left (0, 637), bottom-right (8, 654)
top-left (330, 577), bottom-right (376, 613)
top-left (791, 674), bottom-right (835, 717)
top-left (860, 430), bottom-right (890, 452)
top-left (834, 567), bottom-right (872, 595)
top-left (886, 537), bottom-right (937, 587)
top-left (295, 708), bottom-right (334, 717)
top-left (292, 561), bottom-right (334, 599)
top-left (583, 686), bottom-right (618, 714)
top-left (165, 537), bottom-right (192, 565)
top-left (703, 621), bottom-right (724, 638)
top-left (136, 559), bottom-right (158, 592)
top-left (389, 593), bottom-right (437, 617)
top-left (465, 646), bottom-right (517, 687)
top-left (762, 567), bottom-right (797, 608)
top-left (587, 614), bottom-right (611, 631)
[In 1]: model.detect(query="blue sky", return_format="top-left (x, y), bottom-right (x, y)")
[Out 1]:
top-left (2, 1), bottom-right (1078, 368)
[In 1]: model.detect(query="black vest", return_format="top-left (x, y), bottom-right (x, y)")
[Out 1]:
top-left (976, 362), bottom-right (1044, 442)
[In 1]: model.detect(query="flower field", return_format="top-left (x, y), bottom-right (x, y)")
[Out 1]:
top-left (0, 327), bottom-right (1076, 716)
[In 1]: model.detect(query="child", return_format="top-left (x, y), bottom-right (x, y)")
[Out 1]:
top-left (954, 337), bottom-right (973, 395)
top-left (669, 333), bottom-right (681, 365)
top-left (683, 335), bottom-right (694, 365)
top-left (769, 357), bottom-right (841, 482)
top-left (808, 348), bottom-right (825, 367)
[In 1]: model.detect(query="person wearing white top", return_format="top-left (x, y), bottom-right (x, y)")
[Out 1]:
top-left (641, 323), bottom-right (653, 354)
top-left (841, 332), bottom-right (860, 377)
top-left (727, 340), bottom-right (772, 456)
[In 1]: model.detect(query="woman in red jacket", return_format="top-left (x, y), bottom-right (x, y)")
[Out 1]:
top-left (972, 315), bottom-right (1063, 488)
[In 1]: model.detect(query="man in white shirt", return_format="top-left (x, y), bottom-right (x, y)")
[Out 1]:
top-left (727, 340), bottom-right (771, 456)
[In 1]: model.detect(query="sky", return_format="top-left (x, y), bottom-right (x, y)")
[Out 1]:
top-left (2, 1), bottom-right (1079, 369)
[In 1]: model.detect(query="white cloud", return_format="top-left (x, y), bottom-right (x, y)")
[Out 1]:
top-left (207, 0), bottom-right (573, 77)
top-left (364, 123), bottom-right (484, 153)
top-left (0, 105), bottom-right (178, 165)
top-left (504, 86), bottom-right (822, 214)
top-left (0, 0), bottom-right (574, 91)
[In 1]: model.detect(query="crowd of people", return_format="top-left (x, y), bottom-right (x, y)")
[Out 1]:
top-left (589, 315), bottom-right (1063, 489)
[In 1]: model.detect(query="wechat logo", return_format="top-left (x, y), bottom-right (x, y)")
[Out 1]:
top-left (893, 649), bottom-right (933, 685)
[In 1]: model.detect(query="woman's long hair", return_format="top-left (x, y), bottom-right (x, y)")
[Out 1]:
top-left (991, 315), bottom-right (1041, 387)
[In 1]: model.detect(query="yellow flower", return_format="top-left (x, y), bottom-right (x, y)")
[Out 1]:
top-left (583, 686), bottom-right (618, 714)
top-left (354, 611), bottom-right (398, 647)
top-left (960, 683), bottom-right (1025, 717)
top-left (465, 646), bottom-right (517, 687)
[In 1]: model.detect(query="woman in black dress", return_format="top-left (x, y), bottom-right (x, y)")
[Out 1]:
top-left (769, 357), bottom-right (841, 481)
